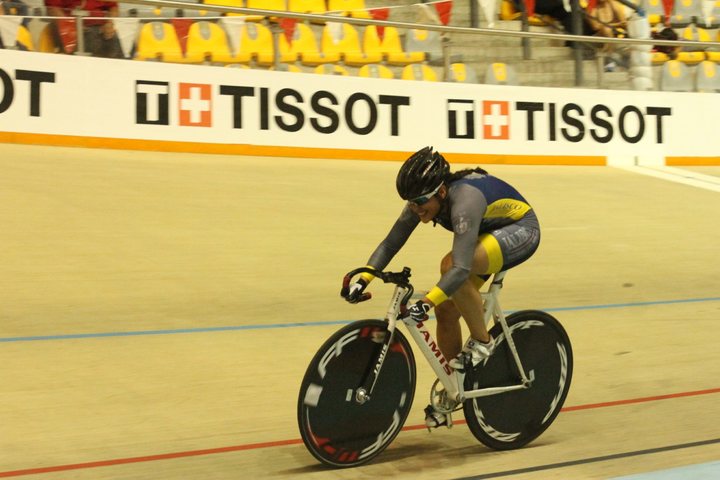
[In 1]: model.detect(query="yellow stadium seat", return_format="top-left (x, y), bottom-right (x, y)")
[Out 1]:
top-left (659, 59), bottom-right (693, 91)
top-left (282, 22), bottom-right (340, 65)
top-left (233, 22), bottom-right (297, 65)
top-left (675, 25), bottom-right (712, 64)
top-left (651, 51), bottom-right (671, 64)
top-left (695, 60), bottom-right (720, 92)
top-left (287, 0), bottom-right (326, 14)
top-left (320, 23), bottom-right (383, 66)
top-left (269, 63), bottom-right (303, 72)
top-left (363, 26), bottom-right (426, 65)
top-left (314, 64), bottom-right (350, 75)
top-left (669, 0), bottom-right (702, 27)
top-left (203, 0), bottom-right (250, 17)
top-left (448, 62), bottom-right (478, 83)
top-left (405, 29), bottom-right (443, 64)
top-left (401, 63), bottom-right (437, 81)
top-left (246, 0), bottom-right (286, 21)
top-left (645, 0), bottom-right (665, 25)
top-left (135, 21), bottom-right (187, 63)
top-left (485, 62), bottom-right (520, 85)
top-left (327, 0), bottom-right (371, 18)
top-left (185, 21), bottom-right (236, 63)
top-left (358, 64), bottom-right (395, 79)
top-left (707, 30), bottom-right (720, 61)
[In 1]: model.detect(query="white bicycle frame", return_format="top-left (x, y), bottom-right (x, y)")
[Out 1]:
top-left (385, 271), bottom-right (533, 404)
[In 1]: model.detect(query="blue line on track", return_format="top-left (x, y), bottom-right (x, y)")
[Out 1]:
top-left (1, 296), bottom-right (718, 343)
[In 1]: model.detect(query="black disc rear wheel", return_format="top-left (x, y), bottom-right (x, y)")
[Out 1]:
top-left (463, 310), bottom-right (573, 450)
top-left (297, 319), bottom-right (416, 467)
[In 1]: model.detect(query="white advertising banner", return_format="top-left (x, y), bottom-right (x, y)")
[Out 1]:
top-left (0, 49), bottom-right (718, 162)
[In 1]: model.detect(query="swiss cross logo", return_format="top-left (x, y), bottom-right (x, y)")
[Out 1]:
top-left (178, 83), bottom-right (212, 127)
top-left (482, 101), bottom-right (510, 140)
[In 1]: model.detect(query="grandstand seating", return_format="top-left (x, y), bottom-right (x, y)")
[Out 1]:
top-left (314, 64), bottom-right (350, 75)
top-left (675, 25), bottom-right (714, 64)
top-left (202, 0), bottom-right (248, 18)
top-left (448, 62), bottom-right (478, 83)
top-left (696, 0), bottom-right (717, 26)
top-left (669, 0), bottom-right (703, 27)
top-left (319, 23), bottom-right (382, 66)
top-left (327, 0), bottom-right (372, 18)
top-left (706, 29), bottom-right (720, 61)
top-left (269, 63), bottom-right (303, 72)
top-left (135, 21), bottom-right (187, 62)
top-left (245, 0), bottom-right (286, 21)
top-left (405, 29), bottom-right (443, 64)
top-left (484, 62), bottom-right (520, 85)
top-left (287, 0), bottom-right (327, 15)
top-left (358, 64), bottom-right (395, 79)
top-left (695, 59), bottom-right (720, 91)
top-left (401, 63), bottom-right (438, 81)
top-left (499, 0), bottom-right (553, 25)
top-left (283, 22), bottom-right (341, 66)
top-left (659, 59), bottom-right (694, 91)
top-left (184, 20), bottom-right (235, 63)
top-left (363, 26), bottom-right (426, 65)
top-left (645, 0), bottom-right (666, 25)
top-left (232, 21), bottom-right (296, 65)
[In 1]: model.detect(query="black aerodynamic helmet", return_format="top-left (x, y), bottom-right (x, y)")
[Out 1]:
top-left (396, 146), bottom-right (450, 200)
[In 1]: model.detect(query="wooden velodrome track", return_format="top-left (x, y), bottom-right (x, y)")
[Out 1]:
top-left (1, 143), bottom-right (718, 479)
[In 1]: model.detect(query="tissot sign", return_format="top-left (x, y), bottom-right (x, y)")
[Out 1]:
top-left (1, 49), bottom-right (717, 161)
top-left (0, 68), bottom-right (55, 117)
top-left (133, 77), bottom-right (674, 147)
top-left (447, 99), bottom-right (672, 144)
top-left (135, 80), bottom-right (411, 136)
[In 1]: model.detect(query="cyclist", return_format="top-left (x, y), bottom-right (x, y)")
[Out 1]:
top-left (343, 146), bottom-right (541, 428)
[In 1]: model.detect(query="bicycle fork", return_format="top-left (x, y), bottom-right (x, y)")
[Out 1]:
top-left (353, 284), bottom-right (409, 404)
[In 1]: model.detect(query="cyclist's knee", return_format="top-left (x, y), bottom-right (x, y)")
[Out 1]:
top-left (435, 300), bottom-right (460, 324)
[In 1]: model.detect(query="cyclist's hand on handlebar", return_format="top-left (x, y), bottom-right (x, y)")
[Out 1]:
top-left (405, 300), bottom-right (431, 323)
top-left (344, 278), bottom-right (369, 304)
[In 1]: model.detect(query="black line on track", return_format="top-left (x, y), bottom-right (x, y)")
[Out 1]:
top-left (453, 437), bottom-right (720, 479)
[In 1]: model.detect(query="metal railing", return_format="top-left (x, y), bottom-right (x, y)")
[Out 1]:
top-left (5, 0), bottom-right (720, 88)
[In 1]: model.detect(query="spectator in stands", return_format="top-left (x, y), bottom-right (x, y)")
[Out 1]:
top-left (1, 0), bottom-right (28, 17)
top-left (651, 26), bottom-right (680, 60)
top-left (44, 0), bottom-right (124, 58)
top-left (1, 0), bottom-right (30, 26)
top-left (587, 0), bottom-right (626, 38)
top-left (0, 0), bottom-right (30, 49)
top-left (587, 0), bottom-right (629, 70)
top-left (532, 0), bottom-right (596, 55)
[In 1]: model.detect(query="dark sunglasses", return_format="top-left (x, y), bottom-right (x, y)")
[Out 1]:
top-left (408, 184), bottom-right (442, 206)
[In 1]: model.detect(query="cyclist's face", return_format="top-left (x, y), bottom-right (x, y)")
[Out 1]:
top-left (407, 186), bottom-right (446, 223)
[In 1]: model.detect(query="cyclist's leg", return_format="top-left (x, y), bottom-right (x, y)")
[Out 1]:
top-left (448, 240), bottom-right (497, 344)
top-left (452, 212), bottom-right (541, 344)
top-left (434, 296), bottom-right (462, 360)
top-left (435, 251), bottom-right (493, 359)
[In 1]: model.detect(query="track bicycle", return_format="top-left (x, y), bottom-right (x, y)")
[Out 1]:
top-left (297, 267), bottom-right (573, 467)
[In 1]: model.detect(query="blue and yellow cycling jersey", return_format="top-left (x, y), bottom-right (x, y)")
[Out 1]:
top-left (363, 172), bottom-right (536, 305)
